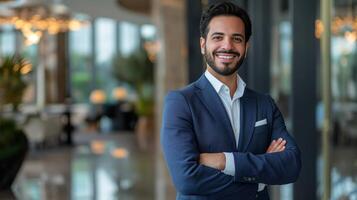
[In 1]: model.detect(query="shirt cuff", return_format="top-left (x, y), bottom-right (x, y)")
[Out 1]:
top-left (222, 152), bottom-right (235, 176)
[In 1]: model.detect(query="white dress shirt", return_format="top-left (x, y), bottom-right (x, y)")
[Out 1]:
top-left (204, 70), bottom-right (265, 192)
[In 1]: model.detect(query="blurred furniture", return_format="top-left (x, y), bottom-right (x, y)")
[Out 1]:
top-left (85, 90), bottom-right (107, 131)
top-left (103, 101), bottom-right (137, 131)
top-left (332, 102), bottom-right (357, 145)
top-left (22, 114), bottom-right (62, 147)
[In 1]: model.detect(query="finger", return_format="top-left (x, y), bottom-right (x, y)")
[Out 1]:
top-left (266, 140), bottom-right (276, 152)
top-left (268, 138), bottom-right (284, 153)
top-left (275, 145), bottom-right (286, 153)
top-left (270, 138), bottom-right (283, 151)
top-left (275, 140), bottom-right (286, 152)
top-left (277, 139), bottom-right (286, 148)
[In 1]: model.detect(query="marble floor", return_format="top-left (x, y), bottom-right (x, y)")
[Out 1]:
top-left (1, 132), bottom-right (356, 200)
top-left (10, 132), bottom-right (157, 200)
top-left (329, 146), bottom-right (357, 200)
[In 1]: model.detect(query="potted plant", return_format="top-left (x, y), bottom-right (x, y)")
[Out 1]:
top-left (112, 47), bottom-right (155, 148)
top-left (0, 55), bottom-right (30, 190)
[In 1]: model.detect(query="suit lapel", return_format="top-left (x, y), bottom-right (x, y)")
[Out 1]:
top-left (238, 90), bottom-right (257, 152)
top-left (195, 75), bottom-right (237, 148)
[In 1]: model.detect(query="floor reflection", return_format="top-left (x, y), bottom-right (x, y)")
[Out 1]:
top-left (6, 132), bottom-right (357, 200)
top-left (12, 133), bottom-right (155, 200)
top-left (330, 147), bottom-right (357, 200)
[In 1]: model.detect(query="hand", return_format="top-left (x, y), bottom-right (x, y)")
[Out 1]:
top-left (266, 138), bottom-right (286, 153)
top-left (199, 153), bottom-right (226, 170)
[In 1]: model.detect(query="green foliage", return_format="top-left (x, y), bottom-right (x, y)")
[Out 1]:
top-left (113, 48), bottom-right (154, 86)
top-left (70, 53), bottom-right (92, 102)
top-left (0, 118), bottom-right (27, 159)
top-left (0, 55), bottom-right (29, 161)
top-left (112, 48), bottom-right (155, 116)
top-left (0, 55), bottom-right (31, 109)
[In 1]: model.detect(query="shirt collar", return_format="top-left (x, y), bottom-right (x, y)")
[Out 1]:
top-left (204, 70), bottom-right (246, 98)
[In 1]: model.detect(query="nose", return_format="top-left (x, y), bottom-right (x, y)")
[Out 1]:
top-left (221, 38), bottom-right (234, 50)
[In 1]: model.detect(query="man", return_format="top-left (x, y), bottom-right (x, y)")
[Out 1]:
top-left (161, 1), bottom-right (301, 199)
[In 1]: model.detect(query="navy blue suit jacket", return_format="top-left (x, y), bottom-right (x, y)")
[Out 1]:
top-left (161, 75), bottom-right (301, 200)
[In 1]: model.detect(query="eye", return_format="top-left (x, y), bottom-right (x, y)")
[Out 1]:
top-left (212, 35), bottom-right (223, 41)
top-left (233, 37), bottom-right (244, 43)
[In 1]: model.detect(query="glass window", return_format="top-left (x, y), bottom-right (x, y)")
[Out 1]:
top-left (95, 18), bottom-right (116, 64)
top-left (119, 22), bottom-right (140, 56)
top-left (331, 37), bottom-right (356, 102)
top-left (0, 25), bottom-right (16, 56)
top-left (22, 44), bottom-right (38, 105)
top-left (270, 20), bottom-right (292, 124)
top-left (69, 24), bottom-right (92, 103)
top-left (329, 1), bottom-right (357, 198)
top-left (95, 18), bottom-right (117, 102)
top-left (269, 2), bottom-right (293, 200)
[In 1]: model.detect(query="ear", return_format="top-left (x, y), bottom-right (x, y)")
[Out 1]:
top-left (200, 37), bottom-right (206, 55)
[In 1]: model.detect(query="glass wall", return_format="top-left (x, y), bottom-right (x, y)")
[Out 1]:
top-left (69, 19), bottom-right (146, 104)
top-left (120, 22), bottom-right (140, 56)
top-left (22, 43), bottom-right (38, 105)
top-left (270, 0), bottom-right (357, 199)
top-left (329, 1), bottom-right (357, 199)
top-left (0, 25), bottom-right (16, 56)
top-left (95, 18), bottom-right (117, 102)
top-left (1, 17), bottom-right (156, 116)
top-left (270, 1), bottom-right (294, 199)
top-left (69, 24), bottom-right (92, 103)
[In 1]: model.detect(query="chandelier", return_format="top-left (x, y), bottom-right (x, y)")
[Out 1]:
top-left (316, 17), bottom-right (357, 42)
top-left (0, 4), bottom-right (89, 46)
top-left (315, 1), bottom-right (357, 43)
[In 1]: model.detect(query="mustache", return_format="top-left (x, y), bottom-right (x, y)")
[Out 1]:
top-left (213, 50), bottom-right (240, 57)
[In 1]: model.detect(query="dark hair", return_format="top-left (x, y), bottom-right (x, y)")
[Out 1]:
top-left (200, 1), bottom-right (252, 42)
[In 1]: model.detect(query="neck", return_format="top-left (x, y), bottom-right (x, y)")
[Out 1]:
top-left (207, 67), bottom-right (237, 98)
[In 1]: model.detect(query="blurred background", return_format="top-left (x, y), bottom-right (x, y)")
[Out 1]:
top-left (0, 0), bottom-right (356, 199)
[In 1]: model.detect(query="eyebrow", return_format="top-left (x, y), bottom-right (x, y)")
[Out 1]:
top-left (210, 32), bottom-right (245, 39)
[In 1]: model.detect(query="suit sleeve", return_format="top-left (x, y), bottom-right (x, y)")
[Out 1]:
top-left (232, 95), bottom-right (302, 185)
top-left (160, 91), bottom-right (235, 195)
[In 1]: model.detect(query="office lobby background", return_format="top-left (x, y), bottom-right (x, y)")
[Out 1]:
top-left (0, 0), bottom-right (356, 199)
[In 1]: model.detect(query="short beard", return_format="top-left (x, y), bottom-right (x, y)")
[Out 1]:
top-left (204, 48), bottom-right (246, 76)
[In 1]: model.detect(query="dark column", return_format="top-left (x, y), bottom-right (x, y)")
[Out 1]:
top-left (291, 0), bottom-right (318, 199)
top-left (57, 32), bottom-right (69, 103)
top-left (186, 0), bottom-right (203, 83)
top-left (245, 0), bottom-right (271, 93)
top-left (58, 32), bottom-right (74, 146)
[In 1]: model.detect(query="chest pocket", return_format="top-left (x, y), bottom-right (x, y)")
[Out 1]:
top-left (248, 120), bottom-right (270, 154)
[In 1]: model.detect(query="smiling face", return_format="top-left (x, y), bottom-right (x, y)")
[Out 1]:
top-left (200, 15), bottom-right (249, 76)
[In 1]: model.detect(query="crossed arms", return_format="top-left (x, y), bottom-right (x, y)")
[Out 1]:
top-left (161, 91), bottom-right (301, 195)
top-left (199, 138), bottom-right (287, 170)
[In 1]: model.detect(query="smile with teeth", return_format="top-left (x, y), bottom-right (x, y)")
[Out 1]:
top-left (217, 55), bottom-right (235, 59)
top-left (215, 53), bottom-right (237, 62)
